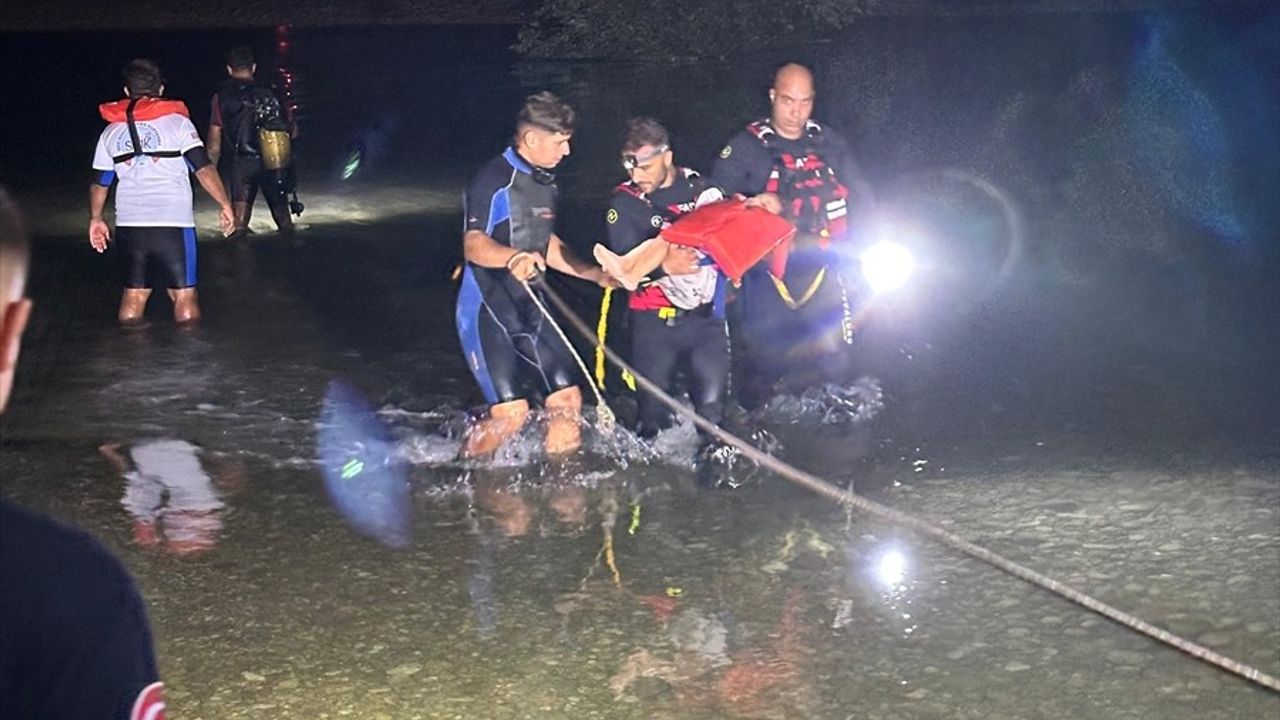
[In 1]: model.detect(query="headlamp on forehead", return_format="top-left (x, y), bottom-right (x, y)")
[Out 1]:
top-left (622, 144), bottom-right (668, 172)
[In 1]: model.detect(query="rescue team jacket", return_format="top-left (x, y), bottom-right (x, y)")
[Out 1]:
top-left (745, 119), bottom-right (850, 243)
top-left (607, 168), bottom-right (708, 311)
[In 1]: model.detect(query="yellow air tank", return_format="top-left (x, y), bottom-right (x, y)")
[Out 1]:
top-left (258, 128), bottom-right (292, 171)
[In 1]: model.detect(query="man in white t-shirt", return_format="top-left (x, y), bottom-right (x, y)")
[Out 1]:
top-left (89, 59), bottom-right (234, 326)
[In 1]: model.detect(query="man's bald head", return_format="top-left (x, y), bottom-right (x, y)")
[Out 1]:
top-left (769, 63), bottom-right (816, 140)
top-left (772, 63), bottom-right (814, 94)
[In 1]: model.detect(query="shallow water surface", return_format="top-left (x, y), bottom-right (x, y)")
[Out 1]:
top-left (2, 11), bottom-right (1278, 719)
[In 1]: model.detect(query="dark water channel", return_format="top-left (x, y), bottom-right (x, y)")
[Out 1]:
top-left (1, 10), bottom-right (1278, 719)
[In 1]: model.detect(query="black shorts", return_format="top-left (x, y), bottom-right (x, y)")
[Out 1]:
top-left (116, 226), bottom-right (197, 289)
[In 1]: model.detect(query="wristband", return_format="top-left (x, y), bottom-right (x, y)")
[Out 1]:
top-left (505, 251), bottom-right (529, 270)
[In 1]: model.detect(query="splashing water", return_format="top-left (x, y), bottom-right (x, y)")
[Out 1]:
top-left (755, 378), bottom-right (885, 426)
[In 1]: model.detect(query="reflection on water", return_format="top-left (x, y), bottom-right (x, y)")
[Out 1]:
top-left (1, 10), bottom-right (1277, 719)
top-left (104, 439), bottom-right (229, 555)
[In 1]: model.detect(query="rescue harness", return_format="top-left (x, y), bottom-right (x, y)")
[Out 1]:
top-left (99, 96), bottom-right (189, 164)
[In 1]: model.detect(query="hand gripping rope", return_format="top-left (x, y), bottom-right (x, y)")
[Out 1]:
top-left (519, 278), bottom-right (616, 436)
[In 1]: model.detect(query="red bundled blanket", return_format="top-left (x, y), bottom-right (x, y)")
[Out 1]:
top-left (661, 199), bottom-right (795, 285)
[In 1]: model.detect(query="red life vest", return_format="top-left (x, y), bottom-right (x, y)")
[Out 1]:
top-left (746, 119), bottom-right (849, 245)
top-left (98, 96), bottom-right (190, 123)
top-left (98, 97), bottom-right (192, 164)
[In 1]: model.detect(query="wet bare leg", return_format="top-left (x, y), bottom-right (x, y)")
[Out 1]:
top-left (593, 238), bottom-right (671, 291)
top-left (118, 288), bottom-right (151, 326)
top-left (461, 398), bottom-right (530, 458)
top-left (168, 288), bottom-right (201, 325)
top-left (543, 385), bottom-right (583, 455)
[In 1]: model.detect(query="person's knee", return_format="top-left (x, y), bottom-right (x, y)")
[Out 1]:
top-left (490, 397), bottom-right (530, 425)
top-left (170, 289), bottom-right (201, 324)
top-left (545, 385), bottom-right (582, 412)
top-left (543, 386), bottom-right (582, 455)
top-left (118, 289), bottom-right (150, 323)
top-left (460, 398), bottom-right (530, 458)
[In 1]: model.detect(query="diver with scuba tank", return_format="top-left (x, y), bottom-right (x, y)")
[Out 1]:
top-left (208, 46), bottom-right (303, 240)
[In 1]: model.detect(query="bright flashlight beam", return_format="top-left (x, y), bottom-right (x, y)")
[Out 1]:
top-left (860, 240), bottom-right (916, 294)
top-left (875, 549), bottom-right (907, 588)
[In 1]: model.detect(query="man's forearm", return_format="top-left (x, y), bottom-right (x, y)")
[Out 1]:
top-left (464, 230), bottom-right (522, 269)
top-left (546, 236), bottom-right (596, 279)
top-left (88, 183), bottom-right (109, 220)
top-left (194, 165), bottom-right (231, 208)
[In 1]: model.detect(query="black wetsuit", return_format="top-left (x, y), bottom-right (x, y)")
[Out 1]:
top-left (606, 169), bottom-right (729, 437)
top-left (211, 79), bottom-right (293, 232)
top-left (712, 119), bottom-right (860, 408)
top-left (0, 499), bottom-right (165, 720)
top-left (456, 147), bottom-right (578, 405)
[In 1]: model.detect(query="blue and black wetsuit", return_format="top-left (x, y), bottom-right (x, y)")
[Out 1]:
top-left (456, 148), bottom-right (578, 406)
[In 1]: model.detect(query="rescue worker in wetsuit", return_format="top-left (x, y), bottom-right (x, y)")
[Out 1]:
top-left (456, 92), bottom-right (615, 458)
top-left (208, 46), bottom-right (295, 239)
top-left (3, 189), bottom-right (170, 720)
top-left (712, 62), bottom-right (864, 410)
top-left (604, 117), bottom-right (738, 485)
top-left (89, 59), bottom-right (235, 326)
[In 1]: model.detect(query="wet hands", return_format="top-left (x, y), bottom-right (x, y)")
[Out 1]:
top-left (88, 218), bottom-right (111, 253)
top-left (218, 205), bottom-right (236, 237)
top-left (506, 250), bottom-right (546, 282)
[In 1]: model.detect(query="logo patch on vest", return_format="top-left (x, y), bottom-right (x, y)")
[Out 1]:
top-left (130, 681), bottom-right (166, 720)
top-left (606, 208), bottom-right (619, 224)
top-left (719, 145), bottom-right (732, 159)
top-left (650, 215), bottom-right (663, 228)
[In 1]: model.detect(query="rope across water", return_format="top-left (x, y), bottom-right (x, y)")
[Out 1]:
top-left (527, 274), bottom-right (1280, 694)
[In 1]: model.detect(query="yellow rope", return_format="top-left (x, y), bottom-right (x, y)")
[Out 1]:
top-left (603, 530), bottom-right (621, 588)
top-left (595, 287), bottom-right (613, 386)
top-left (769, 266), bottom-right (827, 309)
top-left (593, 286), bottom-right (636, 392)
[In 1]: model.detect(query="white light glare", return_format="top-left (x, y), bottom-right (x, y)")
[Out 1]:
top-left (860, 240), bottom-right (916, 294)
top-left (875, 549), bottom-right (907, 588)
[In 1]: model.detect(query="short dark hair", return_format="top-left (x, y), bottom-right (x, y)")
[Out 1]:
top-left (0, 187), bottom-right (30, 300)
top-left (516, 91), bottom-right (575, 136)
top-left (622, 117), bottom-right (669, 153)
top-left (226, 46), bottom-right (255, 71)
top-left (123, 59), bottom-right (163, 97)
